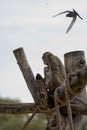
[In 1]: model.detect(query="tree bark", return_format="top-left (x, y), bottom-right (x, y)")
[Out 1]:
top-left (0, 101), bottom-right (87, 115)
top-left (60, 102), bottom-right (87, 115)
top-left (0, 103), bottom-right (36, 114)
top-left (55, 65), bottom-right (87, 106)
top-left (64, 51), bottom-right (86, 73)
top-left (13, 48), bottom-right (39, 104)
top-left (64, 50), bottom-right (87, 130)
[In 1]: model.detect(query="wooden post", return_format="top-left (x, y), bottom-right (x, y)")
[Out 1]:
top-left (64, 51), bottom-right (86, 73)
top-left (0, 48), bottom-right (87, 130)
top-left (0, 103), bottom-right (36, 114)
top-left (13, 47), bottom-right (39, 104)
top-left (64, 50), bottom-right (86, 101)
top-left (64, 50), bottom-right (87, 130)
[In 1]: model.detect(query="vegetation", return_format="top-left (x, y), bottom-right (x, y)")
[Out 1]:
top-left (0, 97), bottom-right (87, 130)
top-left (0, 97), bottom-right (46, 130)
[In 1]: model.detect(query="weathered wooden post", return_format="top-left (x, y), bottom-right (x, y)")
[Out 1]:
top-left (64, 51), bottom-right (87, 130)
top-left (0, 48), bottom-right (87, 130)
top-left (13, 47), bottom-right (39, 104)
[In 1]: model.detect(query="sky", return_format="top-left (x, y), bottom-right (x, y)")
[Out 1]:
top-left (0, 0), bottom-right (87, 103)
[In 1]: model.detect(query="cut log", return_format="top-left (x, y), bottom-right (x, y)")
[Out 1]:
top-left (64, 50), bottom-right (87, 130)
top-left (13, 48), bottom-right (39, 104)
top-left (64, 51), bottom-right (86, 73)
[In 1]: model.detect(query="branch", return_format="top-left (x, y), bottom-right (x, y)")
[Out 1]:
top-left (60, 102), bottom-right (87, 115)
top-left (0, 103), bottom-right (39, 114)
top-left (54, 66), bottom-right (87, 106)
top-left (13, 48), bottom-right (39, 104)
top-left (0, 101), bottom-right (87, 115)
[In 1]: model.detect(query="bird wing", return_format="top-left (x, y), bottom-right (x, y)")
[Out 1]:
top-left (77, 14), bottom-right (83, 20)
top-left (66, 16), bottom-right (77, 33)
top-left (53, 11), bottom-right (70, 17)
top-left (73, 9), bottom-right (83, 20)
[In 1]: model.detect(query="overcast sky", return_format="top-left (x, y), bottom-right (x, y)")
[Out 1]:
top-left (0, 0), bottom-right (87, 103)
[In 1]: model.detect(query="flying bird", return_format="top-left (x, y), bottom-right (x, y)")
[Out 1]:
top-left (53, 9), bottom-right (83, 33)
